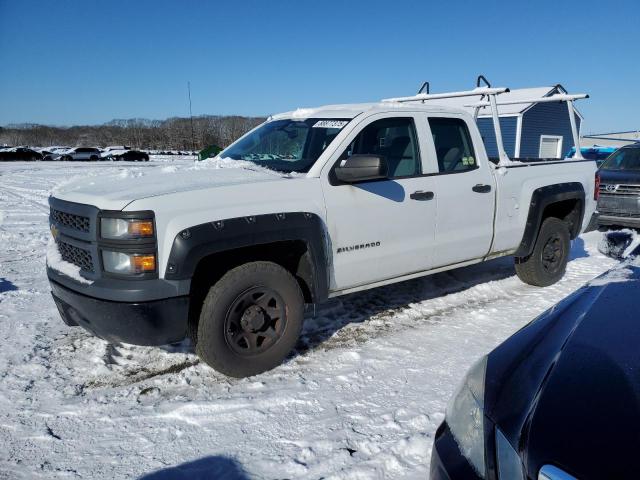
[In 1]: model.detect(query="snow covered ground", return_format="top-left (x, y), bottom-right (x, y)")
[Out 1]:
top-left (0, 161), bottom-right (616, 480)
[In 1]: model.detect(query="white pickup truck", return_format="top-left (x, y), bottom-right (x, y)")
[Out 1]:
top-left (47, 82), bottom-right (598, 377)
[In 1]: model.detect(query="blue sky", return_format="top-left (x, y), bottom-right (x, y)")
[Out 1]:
top-left (1, 0), bottom-right (638, 133)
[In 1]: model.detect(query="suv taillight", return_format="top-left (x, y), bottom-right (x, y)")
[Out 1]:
top-left (594, 173), bottom-right (600, 201)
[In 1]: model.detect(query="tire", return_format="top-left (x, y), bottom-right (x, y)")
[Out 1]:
top-left (196, 261), bottom-right (304, 377)
top-left (515, 217), bottom-right (570, 287)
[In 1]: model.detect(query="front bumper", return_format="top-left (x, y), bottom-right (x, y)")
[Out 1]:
top-left (598, 213), bottom-right (640, 229)
top-left (430, 422), bottom-right (483, 480)
top-left (49, 276), bottom-right (189, 346)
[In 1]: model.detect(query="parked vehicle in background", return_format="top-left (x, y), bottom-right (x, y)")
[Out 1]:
top-left (47, 79), bottom-right (597, 378)
top-left (0, 147), bottom-right (43, 161)
top-left (198, 144), bottom-right (223, 161)
top-left (52, 147), bottom-right (102, 161)
top-left (431, 231), bottom-right (640, 480)
top-left (102, 147), bottom-right (149, 161)
top-left (596, 143), bottom-right (640, 229)
top-left (42, 146), bottom-right (71, 161)
top-left (100, 145), bottom-right (130, 157)
top-left (567, 144), bottom-right (616, 166)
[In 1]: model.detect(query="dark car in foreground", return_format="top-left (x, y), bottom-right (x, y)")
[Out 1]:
top-left (431, 231), bottom-right (640, 480)
top-left (597, 143), bottom-right (640, 229)
top-left (0, 147), bottom-right (43, 161)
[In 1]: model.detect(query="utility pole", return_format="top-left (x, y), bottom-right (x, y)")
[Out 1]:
top-left (188, 81), bottom-right (196, 154)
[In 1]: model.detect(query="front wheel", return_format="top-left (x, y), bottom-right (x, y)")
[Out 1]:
top-left (196, 261), bottom-right (304, 377)
top-left (515, 217), bottom-right (570, 287)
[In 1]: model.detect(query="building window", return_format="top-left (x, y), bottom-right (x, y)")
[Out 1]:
top-left (539, 135), bottom-right (563, 159)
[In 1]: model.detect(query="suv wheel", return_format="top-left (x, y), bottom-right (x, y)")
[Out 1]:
top-left (196, 261), bottom-right (304, 377)
top-left (515, 217), bottom-right (570, 287)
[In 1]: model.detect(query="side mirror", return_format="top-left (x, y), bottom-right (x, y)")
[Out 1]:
top-left (598, 231), bottom-right (637, 261)
top-left (335, 155), bottom-right (388, 183)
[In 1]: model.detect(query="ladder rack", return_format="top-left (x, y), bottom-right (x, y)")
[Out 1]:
top-left (381, 76), bottom-right (589, 163)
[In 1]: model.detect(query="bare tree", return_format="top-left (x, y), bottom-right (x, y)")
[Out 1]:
top-left (0, 115), bottom-right (265, 151)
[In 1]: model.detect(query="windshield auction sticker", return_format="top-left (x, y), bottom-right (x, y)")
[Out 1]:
top-left (313, 120), bottom-right (348, 129)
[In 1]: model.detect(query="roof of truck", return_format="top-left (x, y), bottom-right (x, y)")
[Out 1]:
top-left (270, 102), bottom-right (469, 120)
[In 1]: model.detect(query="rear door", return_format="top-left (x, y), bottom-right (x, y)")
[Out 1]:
top-left (426, 115), bottom-right (496, 267)
top-left (322, 113), bottom-right (438, 291)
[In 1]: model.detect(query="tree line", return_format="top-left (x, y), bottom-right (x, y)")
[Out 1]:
top-left (0, 115), bottom-right (266, 151)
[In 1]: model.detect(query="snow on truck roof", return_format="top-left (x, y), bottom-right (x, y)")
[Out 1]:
top-left (271, 102), bottom-right (469, 120)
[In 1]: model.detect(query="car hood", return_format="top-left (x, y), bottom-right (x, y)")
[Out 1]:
top-left (485, 262), bottom-right (640, 479)
top-left (523, 266), bottom-right (640, 478)
top-left (599, 168), bottom-right (640, 184)
top-left (52, 163), bottom-right (293, 210)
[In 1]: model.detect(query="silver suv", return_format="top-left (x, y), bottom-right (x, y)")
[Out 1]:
top-left (57, 147), bottom-right (102, 161)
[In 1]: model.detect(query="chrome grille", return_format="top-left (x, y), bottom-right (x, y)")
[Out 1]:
top-left (51, 209), bottom-right (90, 233)
top-left (599, 183), bottom-right (640, 196)
top-left (57, 240), bottom-right (94, 272)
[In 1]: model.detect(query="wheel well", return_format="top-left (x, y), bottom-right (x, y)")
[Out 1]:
top-left (188, 240), bottom-right (315, 332)
top-left (541, 198), bottom-right (583, 239)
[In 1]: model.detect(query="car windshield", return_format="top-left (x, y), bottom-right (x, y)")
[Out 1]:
top-left (220, 118), bottom-right (349, 173)
top-left (600, 147), bottom-right (640, 171)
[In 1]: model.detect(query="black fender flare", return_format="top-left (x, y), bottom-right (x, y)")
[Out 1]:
top-left (164, 212), bottom-right (329, 303)
top-left (514, 183), bottom-right (585, 258)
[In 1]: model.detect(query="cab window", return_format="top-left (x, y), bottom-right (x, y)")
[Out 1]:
top-left (340, 117), bottom-right (421, 178)
top-left (429, 118), bottom-right (477, 173)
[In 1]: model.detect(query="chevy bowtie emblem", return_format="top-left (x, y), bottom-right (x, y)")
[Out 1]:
top-left (50, 224), bottom-right (59, 240)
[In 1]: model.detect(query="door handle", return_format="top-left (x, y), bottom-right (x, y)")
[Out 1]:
top-left (472, 184), bottom-right (492, 193)
top-left (410, 190), bottom-right (434, 201)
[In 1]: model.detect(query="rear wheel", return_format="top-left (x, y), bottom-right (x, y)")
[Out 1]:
top-left (515, 217), bottom-right (570, 287)
top-left (196, 261), bottom-right (304, 377)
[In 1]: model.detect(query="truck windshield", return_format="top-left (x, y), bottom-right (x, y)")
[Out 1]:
top-left (220, 118), bottom-right (349, 173)
top-left (600, 147), bottom-right (640, 171)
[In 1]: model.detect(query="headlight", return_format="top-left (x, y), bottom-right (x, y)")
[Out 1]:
top-left (446, 355), bottom-right (488, 478)
top-left (102, 250), bottom-right (156, 275)
top-left (101, 217), bottom-right (154, 240)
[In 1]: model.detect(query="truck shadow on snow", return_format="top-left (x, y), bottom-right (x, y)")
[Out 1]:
top-left (295, 255), bottom-right (517, 354)
top-left (569, 236), bottom-right (588, 260)
top-left (0, 277), bottom-right (18, 294)
top-left (139, 455), bottom-right (249, 480)
top-left (296, 236), bottom-right (589, 354)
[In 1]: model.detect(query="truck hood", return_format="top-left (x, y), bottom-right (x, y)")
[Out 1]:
top-left (52, 164), bottom-right (291, 210)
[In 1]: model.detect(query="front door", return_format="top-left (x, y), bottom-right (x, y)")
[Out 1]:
top-left (322, 114), bottom-right (438, 291)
